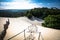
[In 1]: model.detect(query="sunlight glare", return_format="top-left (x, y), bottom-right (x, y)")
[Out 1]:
top-left (1, 2), bottom-right (38, 9)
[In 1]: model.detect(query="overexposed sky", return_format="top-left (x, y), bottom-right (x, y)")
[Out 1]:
top-left (0, 0), bottom-right (42, 9)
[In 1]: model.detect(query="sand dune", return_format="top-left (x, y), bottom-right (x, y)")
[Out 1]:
top-left (0, 17), bottom-right (60, 40)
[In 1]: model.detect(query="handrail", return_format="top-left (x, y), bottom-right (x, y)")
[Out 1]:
top-left (8, 29), bottom-right (27, 40)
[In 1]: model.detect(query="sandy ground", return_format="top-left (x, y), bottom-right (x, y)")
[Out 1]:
top-left (0, 17), bottom-right (60, 40)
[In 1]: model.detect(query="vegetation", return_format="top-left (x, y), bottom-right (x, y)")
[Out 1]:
top-left (42, 15), bottom-right (60, 29)
top-left (24, 7), bottom-right (60, 29)
top-left (0, 11), bottom-right (25, 17)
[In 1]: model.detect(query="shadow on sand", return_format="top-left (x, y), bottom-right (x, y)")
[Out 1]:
top-left (0, 19), bottom-right (10, 40)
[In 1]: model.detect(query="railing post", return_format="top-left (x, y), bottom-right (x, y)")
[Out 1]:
top-left (38, 32), bottom-right (41, 40)
top-left (24, 30), bottom-right (26, 40)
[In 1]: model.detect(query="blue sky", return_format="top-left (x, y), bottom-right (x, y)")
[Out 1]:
top-left (0, 0), bottom-right (60, 9)
top-left (30, 0), bottom-right (60, 3)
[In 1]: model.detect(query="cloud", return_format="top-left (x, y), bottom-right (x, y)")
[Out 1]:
top-left (0, 1), bottom-right (42, 9)
top-left (0, 0), bottom-right (60, 9)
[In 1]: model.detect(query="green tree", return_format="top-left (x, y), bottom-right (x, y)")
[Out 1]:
top-left (42, 15), bottom-right (60, 29)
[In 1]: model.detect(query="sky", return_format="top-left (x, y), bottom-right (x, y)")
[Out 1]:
top-left (0, 0), bottom-right (60, 9)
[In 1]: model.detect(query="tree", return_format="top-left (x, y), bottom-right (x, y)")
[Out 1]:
top-left (42, 15), bottom-right (60, 29)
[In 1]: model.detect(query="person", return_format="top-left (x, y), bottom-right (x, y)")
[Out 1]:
top-left (0, 19), bottom-right (10, 40)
